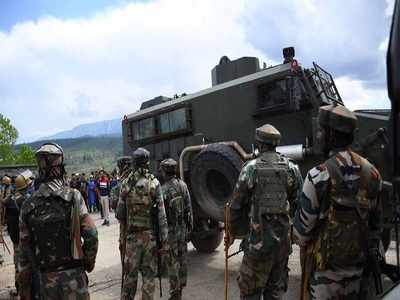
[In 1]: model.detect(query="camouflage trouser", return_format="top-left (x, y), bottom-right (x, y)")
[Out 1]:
top-left (237, 250), bottom-right (288, 300)
top-left (119, 223), bottom-right (126, 265)
top-left (309, 269), bottom-right (362, 300)
top-left (39, 267), bottom-right (89, 300)
top-left (13, 243), bottom-right (19, 292)
top-left (167, 244), bottom-right (181, 299)
top-left (178, 242), bottom-right (187, 288)
top-left (122, 230), bottom-right (157, 300)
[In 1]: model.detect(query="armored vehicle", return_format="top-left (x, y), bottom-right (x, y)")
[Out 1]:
top-left (122, 47), bottom-right (391, 252)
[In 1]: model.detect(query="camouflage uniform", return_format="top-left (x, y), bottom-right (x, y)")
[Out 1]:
top-left (6, 187), bottom-right (29, 294)
top-left (229, 124), bottom-right (302, 300)
top-left (18, 143), bottom-right (98, 300)
top-left (0, 178), bottom-right (12, 266)
top-left (293, 105), bottom-right (382, 300)
top-left (160, 158), bottom-right (193, 300)
top-left (118, 164), bottom-right (168, 300)
top-left (112, 156), bottom-right (132, 266)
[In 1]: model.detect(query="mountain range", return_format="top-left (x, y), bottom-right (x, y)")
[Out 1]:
top-left (43, 118), bottom-right (122, 140)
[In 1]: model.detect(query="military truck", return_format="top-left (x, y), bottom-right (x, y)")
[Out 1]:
top-left (122, 47), bottom-right (392, 252)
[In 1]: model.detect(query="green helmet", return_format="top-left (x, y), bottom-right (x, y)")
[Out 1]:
top-left (319, 104), bottom-right (357, 134)
top-left (255, 124), bottom-right (281, 146)
top-left (35, 143), bottom-right (65, 180)
top-left (132, 148), bottom-right (150, 168)
top-left (117, 156), bottom-right (132, 169)
top-left (160, 158), bottom-right (177, 174)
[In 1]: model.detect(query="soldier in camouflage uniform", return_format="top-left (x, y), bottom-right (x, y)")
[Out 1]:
top-left (0, 175), bottom-right (12, 266)
top-left (112, 156), bottom-right (132, 265)
top-left (117, 148), bottom-right (169, 300)
top-left (18, 143), bottom-right (99, 300)
top-left (228, 124), bottom-right (302, 300)
top-left (293, 104), bottom-right (382, 300)
top-left (160, 158), bottom-right (193, 300)
top-left (3, 174), bottom-right (32, 296)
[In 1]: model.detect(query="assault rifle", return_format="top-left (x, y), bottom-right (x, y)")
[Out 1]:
top-left (151, 202), bottom-right (163, 298)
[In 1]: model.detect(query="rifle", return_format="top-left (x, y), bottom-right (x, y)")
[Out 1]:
top-left (152, 202), bottom-right (163, 298)
top-left (366, 248), bottom-right (384, 295)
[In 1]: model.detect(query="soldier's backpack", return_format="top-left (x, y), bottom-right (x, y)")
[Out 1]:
top-left (24, 188), bottom-right (81, 272)
top-left (314, 153), bottom-right (375, 271)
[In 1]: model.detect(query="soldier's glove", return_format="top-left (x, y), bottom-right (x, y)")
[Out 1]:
top-left (84, 260), bottom-right (95, 273)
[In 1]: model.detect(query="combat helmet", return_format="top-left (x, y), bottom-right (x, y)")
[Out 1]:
top-left (132, 148), bottom-right (150, 168)
top-left (319, 104), bottom-right (357, 133)
top-left (117, 156), bottom-right (132, 169)
top-left (1, 175), bottom-right (11, 185)
top-left (160, 158), bottom-right (177, 175)
top-left (15, 175), bottom-right (32, 191)
top-left (35, 143), bottom-right (65, 179)
top-left (255, 124), bottom-right (281, 146)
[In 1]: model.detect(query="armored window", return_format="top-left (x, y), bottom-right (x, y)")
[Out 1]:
top-left (133, 117), bottom-right (155, 140)
top-left (257, 80), bottom-right (288, 110)
top-left (160, 108), bottom-right (187, 134)
top-left (257, 77), bottom-right (306, 113)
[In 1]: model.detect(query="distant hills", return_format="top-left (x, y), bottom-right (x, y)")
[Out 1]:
top-left (18, 135), bottom-right (123, 175)
top-left (43, 118), bottom-right (122, 140)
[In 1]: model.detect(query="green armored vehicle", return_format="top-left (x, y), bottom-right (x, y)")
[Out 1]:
top-left (122, 47), bottom-right (391, 252)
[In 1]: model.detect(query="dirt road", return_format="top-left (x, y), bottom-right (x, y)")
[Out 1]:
top-left (1, 213), bottom-right (398, 300)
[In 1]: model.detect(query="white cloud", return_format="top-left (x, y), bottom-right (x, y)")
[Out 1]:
top-left (0, 0), bottom-right (392, 140)
top-left (335, 76), bottom-right (390, 111)
top-left (386, 0), bottom-right (395, 17)
top-left (0, 0), bottom-right (270, 140)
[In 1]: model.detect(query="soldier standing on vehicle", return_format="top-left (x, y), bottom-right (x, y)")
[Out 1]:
top-left (113, 156), bottom-right (132, 265)
top-left (293, 104), bottom-right (382, 299)
top-left (4, 174), bottom-right (32, 296)
top-left (18, 143), bottom-right (98, 300)
top-left (160, 158), bottom-right (193, 300)
top-left (117, 148), bottom-right (169, 300)
top-left (227, 124), bottom-right (302, 300)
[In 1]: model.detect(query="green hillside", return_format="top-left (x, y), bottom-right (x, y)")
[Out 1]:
top-left (18, 135), bottom-right (123, 175)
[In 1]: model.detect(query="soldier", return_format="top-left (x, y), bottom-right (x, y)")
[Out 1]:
top-left (160, 158), bottom-right (193, 300)
top-left (18, 143), bottom-right (98, 300)
top-left (227, 124), bottom-right (302, 300)
top-left (117, 147), bottom-right (169, 300)
top-left (112, 156), bottom-right (132, 265)
top-left (293, 104), bottom-right (382, 299)
top-left (3, 174), bottom-right (32, 296)
top-left (0, 175), bottom-right (12, 266)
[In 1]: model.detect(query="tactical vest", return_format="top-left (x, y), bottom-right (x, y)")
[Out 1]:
top-left (252, 152), bottom-right (290, 218)
top-left (164, 179), bottom-right (185, 234)
top-left (314, 153), bottom-right (373, 271)
top-left (246, 152), bottom-right (291, 256)
top-left (25, 195), bottom-right (75, 271)
top-left (126, 174), bottom-right (154, 231)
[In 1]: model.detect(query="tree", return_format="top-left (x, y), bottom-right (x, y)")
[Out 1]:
top-left (0, 114), bottom-right (36, 165)
top-left (0, 113), bottom-right (18, 145)
top-left (15, 145), bottom-right (36, 164)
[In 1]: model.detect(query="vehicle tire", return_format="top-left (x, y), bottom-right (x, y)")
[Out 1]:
top-left (190, 219), bottom-right (224, 253)
top-left (190, 143), bottom-right (243, 221)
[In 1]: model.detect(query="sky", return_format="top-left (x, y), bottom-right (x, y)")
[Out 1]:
top-left (0, 0), bottom-right (395, 141)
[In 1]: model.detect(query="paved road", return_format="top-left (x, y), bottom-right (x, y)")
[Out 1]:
top-left (1, 212), bottom-right (398, 300)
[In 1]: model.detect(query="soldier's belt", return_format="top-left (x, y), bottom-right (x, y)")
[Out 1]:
top-left (129, 226), bottom-right (152, 232)
top-left (40, 260), bottom-right (83, 273)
